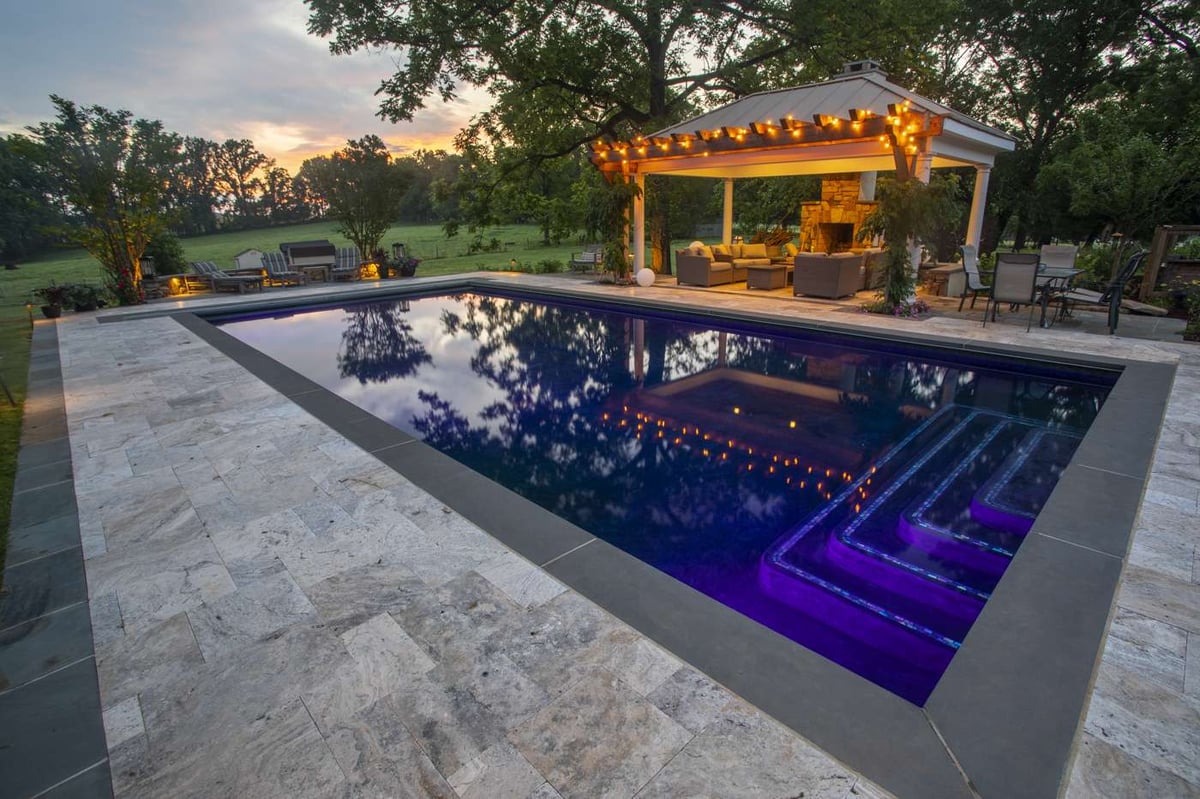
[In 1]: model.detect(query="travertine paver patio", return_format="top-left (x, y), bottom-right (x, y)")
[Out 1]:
top-left (54, 274), bottom-right (1199, 798)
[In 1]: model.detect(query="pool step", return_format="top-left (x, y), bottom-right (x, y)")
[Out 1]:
top-left (969, 428), bottom-right (1081, 534)
top-left (898, 426), bottom-right (1078, 571)
top-left (760, 404), bottom-right (1083, 653)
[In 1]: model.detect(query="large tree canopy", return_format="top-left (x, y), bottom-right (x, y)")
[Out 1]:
top-left (29, 97), bottom-right (171, 304)
top-left (299, 135), bottom-right (411, 258)
top-left (307, 0), bottom-right (950, 156)
top-left (306, 0), bottom-right (953, 268)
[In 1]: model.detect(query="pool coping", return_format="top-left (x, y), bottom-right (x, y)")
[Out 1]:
top-left (175, 277), bottom-right (1174, 799)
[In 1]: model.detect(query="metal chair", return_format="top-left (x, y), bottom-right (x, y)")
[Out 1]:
top-left (958, 244), bottom-right (992, 311)
top-left (983, 253), bottom-right (1040, 331)
top-left (1039, 244), bottom-right (1078, 270)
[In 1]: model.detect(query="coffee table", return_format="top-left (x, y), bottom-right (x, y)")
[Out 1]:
top-left (746, 264), bottom-right (791, 290)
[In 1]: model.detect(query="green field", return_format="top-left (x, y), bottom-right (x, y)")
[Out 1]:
top-left (0, 220), bottom-right (609, 577)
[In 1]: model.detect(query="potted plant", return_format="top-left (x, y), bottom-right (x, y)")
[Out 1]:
top-left (33, 283), bottom-right (72, 318)
top-left (68, 284), bottom-right (101, 312)
top-left (391, 253), bottom-right (420, 277)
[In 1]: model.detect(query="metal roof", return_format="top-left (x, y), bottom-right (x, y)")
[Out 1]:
top-left (590, 65), bottom-right (1014, 178)
top-left (652, 68), bottom-right (1013, 143)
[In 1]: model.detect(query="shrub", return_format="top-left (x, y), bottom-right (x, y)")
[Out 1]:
top-left (534, 259), bottom-right (564, 274)
top-left (1182, 280), bottom-right (1200, 341)
top-left (144, 231), bottom-right (188, 275)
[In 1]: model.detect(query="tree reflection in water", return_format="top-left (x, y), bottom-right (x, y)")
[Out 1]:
top-left (337, 301), bottom-right (432, 384)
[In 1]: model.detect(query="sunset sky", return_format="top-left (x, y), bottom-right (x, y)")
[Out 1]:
top-left (0, 0), bottom-right (481, 170)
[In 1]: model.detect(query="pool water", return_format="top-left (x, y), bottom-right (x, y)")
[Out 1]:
top-left (218, 291), bottom-right (1114, 703)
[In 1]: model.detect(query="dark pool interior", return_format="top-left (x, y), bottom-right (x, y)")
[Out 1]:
top-left (217, 291), bottom-right (1116, 703)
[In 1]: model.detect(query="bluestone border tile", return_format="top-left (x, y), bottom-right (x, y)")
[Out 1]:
top-left (13, 459), bottom-right (74, 494)
top-left (0, 602), bottom-right (94, 690)
top-left (0, 658), bottom-right (107, 799)
top-left (39, 760), bottom-right (114, 799)
top-left (9, 481), bottom-right (76, 530)
top-left (16, 438), bottom-right (71, 471)
top-left (6, 515), bottom-right (81, 566)
top-left (925, 534), bottom-right (1124, 799)
top-left (0, 547), bottom-right (87, 630)
top-left (1034, 464), bottom-right (1147, 558)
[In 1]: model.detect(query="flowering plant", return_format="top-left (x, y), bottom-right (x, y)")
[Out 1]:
top-left (390, 254), bottom-right (421, 276)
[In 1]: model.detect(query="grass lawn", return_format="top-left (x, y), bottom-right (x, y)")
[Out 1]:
top-left (0, 221), bottom-right (621, 578)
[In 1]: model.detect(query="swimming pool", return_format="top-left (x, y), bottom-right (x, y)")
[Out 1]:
top-left (216, 290), bottom-right (1115, 705)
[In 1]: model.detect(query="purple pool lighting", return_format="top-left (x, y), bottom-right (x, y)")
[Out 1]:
top-left (217, 291), bottom-right (1114, 703)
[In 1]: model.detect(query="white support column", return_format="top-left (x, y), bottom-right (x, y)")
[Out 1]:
top-left (722, 178), bottom-right (734, 244)
top-left (908, 148), bottom-right (934, 299)
top-left (633, 319), bottom-right (645, 383)
top-left (965, 166), bottom-right (991, 248)
top-left (633, 173), bottom-right (646, 273)
top-left (859, 171), bottom-right (877, 201)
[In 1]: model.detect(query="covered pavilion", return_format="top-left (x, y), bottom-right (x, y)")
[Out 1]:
top-left (587, 60), bottom-right (1016, 274)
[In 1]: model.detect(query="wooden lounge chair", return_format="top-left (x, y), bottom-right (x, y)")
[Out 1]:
top-left (333, 247), bottom-right (361, 280)
top-left (188, 261), bottom-right (264, 294)
top-left (261, 251), bottom-right (306, 286)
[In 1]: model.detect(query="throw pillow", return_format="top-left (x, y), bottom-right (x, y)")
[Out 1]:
top-left (742, 243), bottom-right (768, 258)
top-left (711, 243), bottom-right (733, 262)
top-left (697, 245), bottom-right (714, 260)
top-left (784, 242), bottom-right (799, 257)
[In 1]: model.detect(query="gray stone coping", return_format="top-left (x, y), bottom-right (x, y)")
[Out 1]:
top-left (179, 277), bottom-right (1172, 799)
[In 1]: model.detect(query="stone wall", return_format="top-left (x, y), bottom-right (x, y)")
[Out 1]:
top-left (799, 174), bottom-right (878, 253)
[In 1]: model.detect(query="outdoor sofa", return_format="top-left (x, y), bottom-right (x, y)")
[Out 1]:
top-left (675, 241), bottom-right (785, 286)
top-left (792, 252), bottom-right (864, 299)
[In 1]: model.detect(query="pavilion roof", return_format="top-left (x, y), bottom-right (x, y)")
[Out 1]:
top-left (588, 63), bottom-right (1015, 179)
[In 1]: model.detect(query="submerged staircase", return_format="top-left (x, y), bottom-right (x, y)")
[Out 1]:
top-left (759, 405), bottom-right (1081, 656)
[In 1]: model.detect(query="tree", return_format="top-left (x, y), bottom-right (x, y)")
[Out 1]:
top-left (857, 174), bottom-right (962, 309)
top-left (29, 97), bottom-right (169, 304)
top-left (299, 135), bottom-right (409, 258)
top-left (171, 137), bottom-right (221, 235)
top-left (0, 134), bottom-right (62, 262)
top-left (945, 0), bottom-right (1194, 247)
top-left (214, 139), bottom-right (270, 226)
top-left (306, 0), bottom-right (954, 271)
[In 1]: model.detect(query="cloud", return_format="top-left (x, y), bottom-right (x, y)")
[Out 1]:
top-left (0, 0), bottom-right (487, 170)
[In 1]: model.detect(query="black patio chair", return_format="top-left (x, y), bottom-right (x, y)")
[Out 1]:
top-left (1059, 250), bottom-right (1147, 335)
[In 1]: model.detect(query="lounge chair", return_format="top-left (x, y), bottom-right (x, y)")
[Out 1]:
top-left (958, 245), bottom-right (991, 311)
top-left (982, 253), bottom-right (1040, 330)
top-left (1060, 250), bottom-right (1147, 334)
top-left (333, 247), bottom-right (360, 280)
top-left (261, 251), bottom-right (306, 286)
top-left (188, 261), bottom-right (264, 294)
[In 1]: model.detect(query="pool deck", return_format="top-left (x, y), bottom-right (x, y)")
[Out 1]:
top-left (2, 273), bottom-right (1197, 798)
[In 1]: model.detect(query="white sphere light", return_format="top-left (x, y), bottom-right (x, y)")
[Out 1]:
top-left (636, 268), bottom-right (655, 287)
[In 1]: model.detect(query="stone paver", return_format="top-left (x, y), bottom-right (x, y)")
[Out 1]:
top-left (39, 273), bottom-right (1199, 798)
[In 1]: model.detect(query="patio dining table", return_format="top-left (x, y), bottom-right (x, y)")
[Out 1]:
top-left (1035, 265), bottom-right (1083, 328)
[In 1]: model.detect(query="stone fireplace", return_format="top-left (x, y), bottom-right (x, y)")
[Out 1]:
top-left (800, 174), bottom-right (878, 253)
